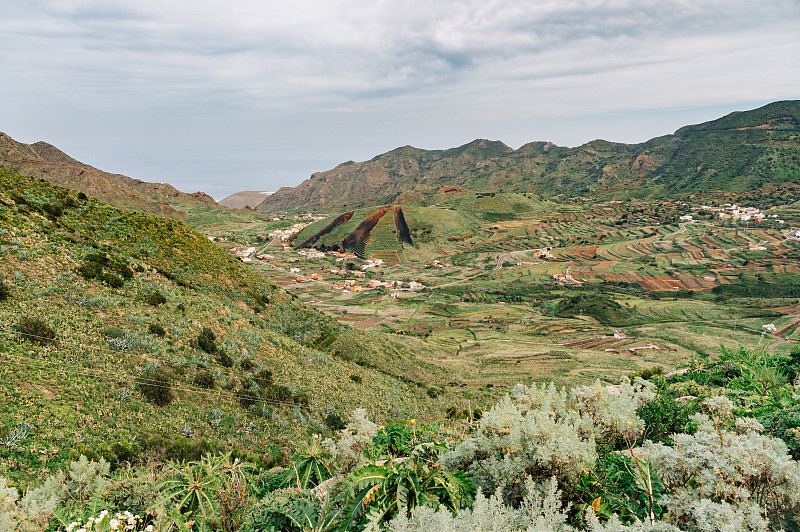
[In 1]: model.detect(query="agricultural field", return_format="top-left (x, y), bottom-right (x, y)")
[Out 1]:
top-left (216, 195), bottom-right (800, 393)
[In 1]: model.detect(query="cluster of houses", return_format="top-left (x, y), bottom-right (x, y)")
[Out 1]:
top-left (552, 273), bottom-right (582, 286)
top-left (297, 249), bottom-right (326, 259)
top-left (331, 279), bottom-right (425, 294)
top-left (230, 246), bottom-right (257, 262)
top-left (268, 222), bottom-right (312, 242)
top-left (695, 204), bottom-right (786, 224)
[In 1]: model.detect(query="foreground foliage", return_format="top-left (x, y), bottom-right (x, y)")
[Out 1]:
top-left (3, 341), bottom-right (800, 531)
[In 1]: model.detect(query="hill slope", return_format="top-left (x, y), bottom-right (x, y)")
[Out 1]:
top-left (0, 169), bottom-right (453, 484)
top-left (0, 132), bottom-right (222, 220)
top-left (256, 101), bottom-right (800, 214)
top-left (218, 191), bottom-right (273, 209)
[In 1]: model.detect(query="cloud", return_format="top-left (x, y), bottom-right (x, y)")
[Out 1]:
top-left (2, 0), bottom-right (798, 195)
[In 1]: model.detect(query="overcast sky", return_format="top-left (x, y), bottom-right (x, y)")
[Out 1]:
top-left (2, 1), bottom-right (799, 199)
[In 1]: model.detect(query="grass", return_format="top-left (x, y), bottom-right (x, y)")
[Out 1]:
top-left (0, 169), bottom-right (460, 487)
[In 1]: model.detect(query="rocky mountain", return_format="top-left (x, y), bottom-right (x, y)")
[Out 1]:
top-left (256, 100), bottom-right (800, 214)
top-left (218, 190), bottom-right (273, 209)
top-left (0, 132), bottom-right (220, 219)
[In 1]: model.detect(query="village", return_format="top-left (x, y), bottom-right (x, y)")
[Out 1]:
top-left (210, 198), bottom-right (800, 305)
top-left (222, 234), bottom-right (427, 297)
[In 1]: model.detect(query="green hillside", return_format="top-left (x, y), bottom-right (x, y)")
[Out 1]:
top-left (0, 169), bottom-right (455, 487)
top-left (256, 101), bottom-right (800, 214)
top-left (293, 204), bottom-right (484, 261)
top-left (0, 132), bottom-right (259, 229)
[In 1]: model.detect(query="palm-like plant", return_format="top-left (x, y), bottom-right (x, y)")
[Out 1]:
top-left (345, 442), bottom-right (473, 531)
top-left (156, 453), bottom-right (254, 530)
top-left (285, 435), bottom-right (334, 490)
top-left (157, 454), bottom-right (221, 527)
top-left (258, 489), bottom-right (341, 532)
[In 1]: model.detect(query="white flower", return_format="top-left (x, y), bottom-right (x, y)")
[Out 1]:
top-left (109, 519), bottom-right (120, 530)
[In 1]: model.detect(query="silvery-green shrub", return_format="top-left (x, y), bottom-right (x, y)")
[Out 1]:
top-left (645, 396), bottom-right (800, 529)
top-left (440, 379), bottom-right (651, 502)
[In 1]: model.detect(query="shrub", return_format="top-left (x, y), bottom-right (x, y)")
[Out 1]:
top-left (254, 369), bottom-right (273, 388)
top-left (637, 394), bottom-right (696, 445)
top-left (102, 272), bottom-right (124, 288)
top-left (77, 253), bottom-right (131, 287)
top-left (17, 317), bottom-right (56, 344)
top-left (386, 477), bottom-right (568, 532)
top-left (645, 403), bottom-right (800, 529)
top-left (440, 380), bottom-right (653, 503)
top-left (217, 351), bottom-right (234, 368)
top-left (136, 367), bottom-right (174, 406)
top-left (633, 365), bottom-right (664, 381)
top-left (237, 382), bottom-right (260, 409)
top-left (149, 323), bottom-right (166, 337)
top-left (78, 192), bottom-right (88, 200)
top-left (197, 328), bottom-right (218, 354)
top-left (349, 374), bottom-right (362, 383)
top-left (240, 358), bottom-right (255, 372)
top-left (144, 291), bottom-right (167, 306)
top-left (371, 423), bottom-right (412, 457)
top-left (0, 280), bottom-right (10, 302)
top-left (322, 409), bottom-right (378, 474)
top-left (41, 202), bottom-right (63, 219)
top-left (262, 384), bottom-right (293, 404)
top-left (194, 371), bottom-right (215, 389)
top-left (324, 412), bottom-right (346, 432)
top-left (102, 327), bottom-right (126, 338)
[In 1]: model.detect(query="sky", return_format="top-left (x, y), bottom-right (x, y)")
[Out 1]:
top-left (2, 1), bottom-right (799, 199)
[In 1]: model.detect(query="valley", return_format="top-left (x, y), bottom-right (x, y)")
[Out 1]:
top-left (211, 193), bottom-right (800, 394)
top-left (3, 100), bottom-right (800, 531)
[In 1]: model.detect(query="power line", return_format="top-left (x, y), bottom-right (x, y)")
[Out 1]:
top-left (0, 324), bottom-right (318, 404)
top-left (0, 331), bottom-right (314, 413)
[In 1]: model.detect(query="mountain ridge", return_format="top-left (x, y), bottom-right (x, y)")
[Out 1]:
top-left (256, 101), bottom-right (800, 213)
top-left (0, 132), bottom-right (221, 219)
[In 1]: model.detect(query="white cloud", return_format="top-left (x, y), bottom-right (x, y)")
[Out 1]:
top-left (2, 0), bottom-right (798, 195)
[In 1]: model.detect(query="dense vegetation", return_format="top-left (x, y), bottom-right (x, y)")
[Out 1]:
top-left (3, 341), bottom-right (800, 531)
top-left (0, 169), bottom-right (452, 499)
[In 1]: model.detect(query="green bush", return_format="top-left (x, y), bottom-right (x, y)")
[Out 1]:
top-left (144, 291), bottom-right (167, 306)
top-left (102, 326), bottom-right (126, 338)
top-left (237, 382), bottom-right (260, 409)
top-left (18, 317), bottom-right (56, 344)
top-left (194, 370), bottom-right (215, 389)
top-left (254, 369), bottom-right (273, 388)
top-left (0, 280), bottom-right (10, 302)
top-left (148, 323), bottom-right (166, 337)
top-left (77, 252), bottom-right (131, 287)
top-left (350, 374), bottom-right (362, 383)
top-left (217, 351), bottom-right (234, 368)
top-left (41, 202), bottom-right (63, 219)
top-left (637, 393), bottom-right (696, 445)
top-left (197, 327), bottom-right (218, 354)
top-left (240, 358), bottom-right (255, 371)
top-left (136, 367), bottom-right (174, 406)
top-left (324, 412), bottom-right (346, 432)
top-left (102, 272), bottom-right (124, 288)
top-left (262, 384), bottom-right (293, 403)
top-left (371, 423), bottom-right (412, 457)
